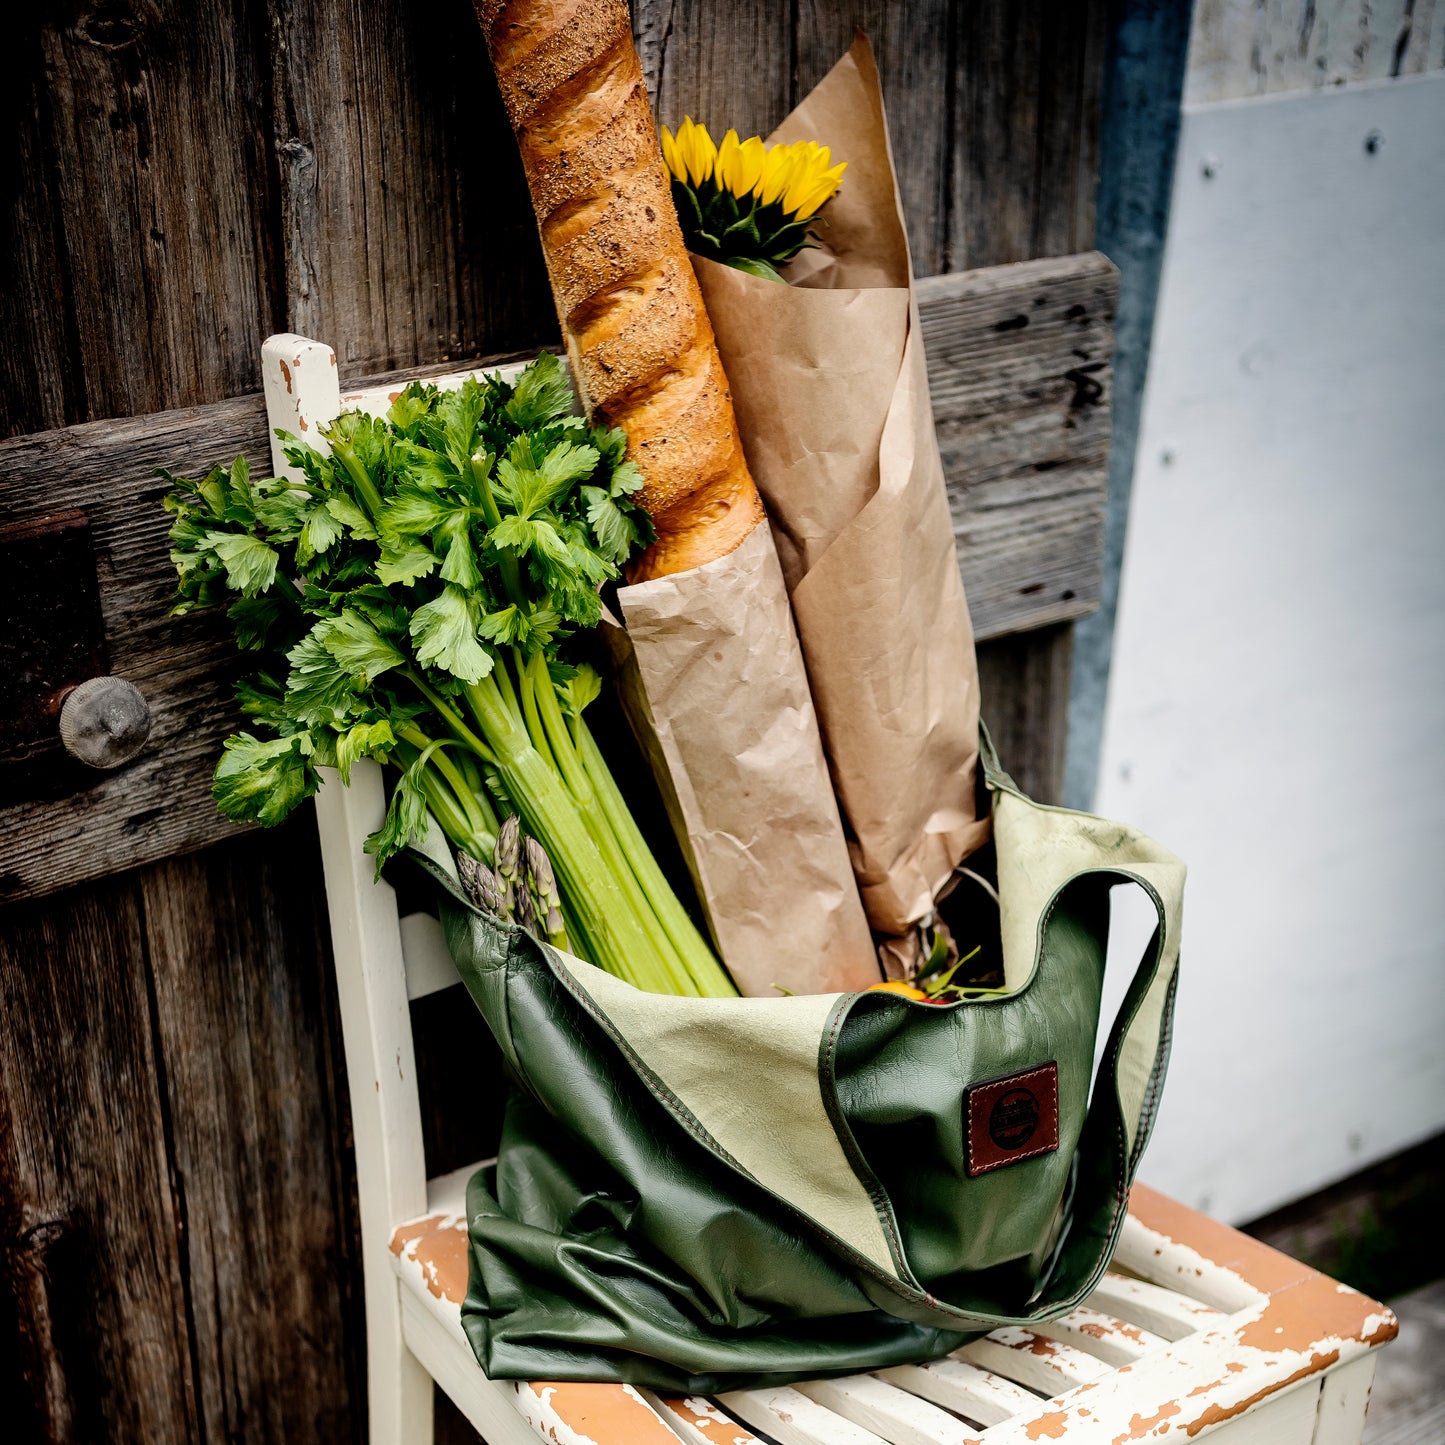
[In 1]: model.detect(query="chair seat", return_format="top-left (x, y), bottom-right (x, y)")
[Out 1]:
top-left (389, 1206), bottom-right (469, 1310)
top-left (381, 1180), bottom-right (1397, 1444)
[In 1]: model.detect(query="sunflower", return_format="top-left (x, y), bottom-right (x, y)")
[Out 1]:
top-left (660, 118), bottom-right (847, 282)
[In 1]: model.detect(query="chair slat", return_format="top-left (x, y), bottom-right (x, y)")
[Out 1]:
top-left (875, 1358), bottom-right (1037, 1427)
top-left (1030, 1304), bottom-right (1166, 1365)
top-left (1084, 1271), bottom-right (1227, 1342)
top-left (956, 1327), bottom-right (1110, 1395)
top-left (401, 912), bottom-right (462, 1000)
top-left (339, 361), bottom-right (531, 422)
top-left (796, 1374), bottom-right (979, 1445)
top-left (718, 1385), bottom-right (892, 1445)
top-left (649, 1392), bottom-right (766, 1445)
top-left (514, 1382), bottom-right (686, 1445)
top-left (1112, 1212), bottom-right (1262, 1313)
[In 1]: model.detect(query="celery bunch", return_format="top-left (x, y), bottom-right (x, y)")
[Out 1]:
top-left (164, 355), bottom-right (734, 998)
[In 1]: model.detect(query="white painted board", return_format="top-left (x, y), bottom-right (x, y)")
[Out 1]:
top-left (1096, 74), bottom-right (1445, 1224)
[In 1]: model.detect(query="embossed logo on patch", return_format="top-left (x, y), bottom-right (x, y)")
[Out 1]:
top-left (966, 1062), bottom-right (1059, 1176)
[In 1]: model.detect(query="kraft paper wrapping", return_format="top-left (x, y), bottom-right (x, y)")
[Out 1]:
top-left (694, 36), bottom-right (988, 940)
top-left (605, 520), bottom-right (879, 997)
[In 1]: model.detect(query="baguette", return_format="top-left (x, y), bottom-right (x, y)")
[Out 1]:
top-left (477, 0), bottom-right (764, 579)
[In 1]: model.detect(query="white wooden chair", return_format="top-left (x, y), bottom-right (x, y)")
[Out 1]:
top-left (261, 333), bottom-right (1397, 1445)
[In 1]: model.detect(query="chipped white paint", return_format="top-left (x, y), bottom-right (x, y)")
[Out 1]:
top-left (1115, 1211), bottom-right (1265, 1313)
top-left (875, 1357), bottom-right (1037, 1427)
top-left (957, 1327), bottom-right (1112, 1395)
top-left (260, 333), bottom-right (342, 479)
top-left (313, 712), bottom-right (1396, 1445)
top-left (717, 1385), bottom-right (888, 1445)
top-left (1085, 1269), bottom-right (1228, 1341)
top-left (396, 1286), bottom-right (538, 1445)
top-left (642, 1390), bottom-right (765, 1445)
top-left (1031, 1303), bottom-right (1166, 1365)
top-left (389, 1211), bottom-right (464, 1303)
top-left (794, 1374), bottom-right (976, 1445)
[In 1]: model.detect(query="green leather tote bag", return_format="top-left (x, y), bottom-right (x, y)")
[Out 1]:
top-left (407, 732), bottom-right (1185, 1391)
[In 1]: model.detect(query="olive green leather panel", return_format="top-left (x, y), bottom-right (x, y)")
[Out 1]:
top-left (552, 956), bottom-right (898, 1276)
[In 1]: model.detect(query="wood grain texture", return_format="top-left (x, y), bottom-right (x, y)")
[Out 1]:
top-left (138, 816), bottom-right (366, 1444)
top-left (977, 625), bottom-right (1075, 805)
top-left (921, 252), bottom-right (1117, 641)
top-left (0, 873), bottom-right (199, 1441)
top-left (1186, 0), bottom-right (1445, 105)
top-left (266, 0), bottom-right (555, 374)
top-left (794, 0), bottom-right (954, 275)
top-left (951, 1), bottom-right (1108, 270)
top-left (635, 1), bottom-right (1107, 279)
top-left (0, 395), bottom-right (271, 907)
top-left (0, 0), bottom-right (277, 437)
top-left (0, 254), bottom-right (1113, 901)
top-left (634, 0), bottom-right (794, 146)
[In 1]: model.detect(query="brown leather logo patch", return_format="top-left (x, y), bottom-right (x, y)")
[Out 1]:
top-left (965, 1062), bottom-right (1060, 1176)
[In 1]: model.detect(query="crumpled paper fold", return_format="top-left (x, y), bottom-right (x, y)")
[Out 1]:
top-left (693, 34), bottom-right (988, 941)
top-left (605, 520), bottom-right (879, 996)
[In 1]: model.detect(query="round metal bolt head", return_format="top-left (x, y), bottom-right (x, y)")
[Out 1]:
top-left (59, 676), bottom-right (152, 768)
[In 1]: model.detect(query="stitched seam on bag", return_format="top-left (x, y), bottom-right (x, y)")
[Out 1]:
top-left (1032, 869), bottom-right (1143, 1301)
top-left (1129, 968), bottom-right (1178, 1177)
top-left (542, 957), bottom-right (920, 1298)
top-left (1114, 873), bottom-right (1172, 1200)
top-left (966, 1062), bottom-right (1059, 1175)
top-left (821, 999), bottom-right (910, 1277)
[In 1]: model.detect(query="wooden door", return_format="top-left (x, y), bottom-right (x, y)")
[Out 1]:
top-left (0, 3), bottom-right (1108, 1440)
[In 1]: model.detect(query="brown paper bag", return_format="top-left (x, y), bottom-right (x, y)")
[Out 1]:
top-left (694, 35), bottom-right (988, 942)
top-left (604, 520), bottom-right (879, 996)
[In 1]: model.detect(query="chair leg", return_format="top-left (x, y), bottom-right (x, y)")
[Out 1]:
top-left (366, 1266), bottom-right (434, 1445)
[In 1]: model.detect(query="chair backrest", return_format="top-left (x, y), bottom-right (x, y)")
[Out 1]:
top-left (259, 332), bottom-right (526, 1238)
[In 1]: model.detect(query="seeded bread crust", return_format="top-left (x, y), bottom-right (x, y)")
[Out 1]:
top-left (477, 0), bottom-right (764, 579)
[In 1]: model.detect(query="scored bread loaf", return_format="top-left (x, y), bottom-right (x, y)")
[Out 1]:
top-left (477, 0), bottom-right (764, 580)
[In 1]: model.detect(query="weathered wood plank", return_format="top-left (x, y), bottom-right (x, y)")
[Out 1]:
top-left (949, 1), bottom-right (1108, 270)
top-left (265, 0), bottom-right (555, 375)
top-left (138, 816), bottom-right (366, 1444)
top-left (634, 0), bottom-right (794, 145)
top-left (977, 625), bottom-right (1075, 805)
top-left (921, 252), bottom-right (1116, 640)
top-left (0, 255), bottom-right (1112, 901)
top-left (1186, 0), bottom-right (1445, 106)
top-left (0, 873), bottom-right (199, 1440)
top-left (0, 394), bottom-right (272, 906)
top-left (793, 0), bottom-right (954, 276)
top-left (0, 12), bottom-right (1116, 1441)
top-left (0, 0), bottom-right (277, 437)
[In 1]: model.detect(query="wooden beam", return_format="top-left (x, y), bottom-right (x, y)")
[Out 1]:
top-left (0, 253), bottom-right (1114, 901)
top-left (922, 251), bottom-right (1116, 641)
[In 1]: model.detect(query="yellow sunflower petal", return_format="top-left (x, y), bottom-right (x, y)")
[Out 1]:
top-left (756, 143), bottom-right (799, 206)
top-left (781, 158), bottom-right (826, 215)
top-left (715, 129), bottom-right (745, 198)
top-left (660, 125), bottom-right (684, 184)
top-left (677, 116), bottom-right (717, 187)
top-left (735, 135), bottom-right (768, 195)
top-left (785, 150), bottom-right (849, 218)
